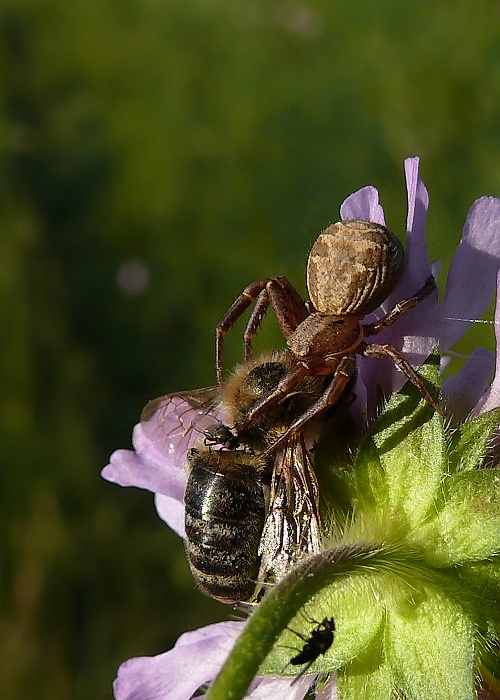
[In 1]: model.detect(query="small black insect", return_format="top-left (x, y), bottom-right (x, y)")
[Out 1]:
top-left (289, 616), bottom-right (335, 684)
top-left (203, 421), bottom-right (240, 450)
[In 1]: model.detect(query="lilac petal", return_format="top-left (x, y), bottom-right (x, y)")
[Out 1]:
top-left (315, 673), bottom-right (338, 700)
top-left (403, 156), bottom-right (432, 287)
top-left (439, 196), bottom-right (500, 350)
top-left (351, 369), bottom-right (369, 428)
top-left (101, 448), bottom-right (149, 489)
top-left (101, 425), bottom-right (186, 504)
top-left (113, 621), bottom-right (245, 700)
top-left (472, 271), bottom-right (500, 415)
top-left (442, 348), bottom-right (494, 424)
top-left (357, 160), bottom-right (438, 405)
top-left (381, 156), bottom-right (435, 326)
top-left (340, 186), bottom-right (385, 225)
top-left (132, 423), bottom-right (187, 500)
top-left (154, 493), bottom-right (186, 539)
top-left (246, 674), bottom-right (315, 699)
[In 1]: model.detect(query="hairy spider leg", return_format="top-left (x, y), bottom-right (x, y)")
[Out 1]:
top-left (236, 275), bottom-right (442, 446)
top-left (216, 275), bottom-right (309, 382)
top-left (260, 355), bottom-right (357, 457)
top-left (360, 342), bottom-right (444, 415)
top-left (362, 275), bottom-right (436, 336)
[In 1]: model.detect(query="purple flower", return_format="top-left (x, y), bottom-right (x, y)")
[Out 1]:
top-left (112, 620), bottom-right (324, 700)
top-left (113, 622), bottom-right (244, 700)
top-left (102, 157), bottom-right (500, 700)
top-left (342, 157), bottom-right (500, 423)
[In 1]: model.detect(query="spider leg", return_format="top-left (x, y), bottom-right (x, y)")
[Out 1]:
top-left (363, 275), bottom-right (436, 336)
top-left (262, 355), bottom-right (357, 457)
top-left (236, 363), bottom-right (307, 434)
top-left (216, 278), bottom-right (272, 383)
top-left (266, 276), bottom-right (310, 338)
top-left (216, 276), bottom-right (309, 383)
top-left (244, 276), bottom-right (309, 361)
top-left (243, 289), bottom-right (271, 361)
top-left (361, 341), bottom-right (444, 416)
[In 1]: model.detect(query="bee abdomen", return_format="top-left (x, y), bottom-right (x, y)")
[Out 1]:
top-left (184, 452), bottom-right (266, 602)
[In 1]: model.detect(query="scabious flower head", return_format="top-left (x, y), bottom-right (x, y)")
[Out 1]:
top-left (102, 157), bottom-right (500, 700)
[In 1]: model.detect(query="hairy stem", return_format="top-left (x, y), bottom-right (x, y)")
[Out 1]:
top-left (206, 542), bottom-right (411, 700)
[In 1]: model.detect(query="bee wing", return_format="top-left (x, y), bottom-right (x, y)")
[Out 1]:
top-left (140, 387), bottom-right (223, 466)
top-left (258, 436), bottom-right (322, 583)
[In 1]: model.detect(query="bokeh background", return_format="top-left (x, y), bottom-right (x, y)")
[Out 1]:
top-left (2, 0), bottom-right (500, 697)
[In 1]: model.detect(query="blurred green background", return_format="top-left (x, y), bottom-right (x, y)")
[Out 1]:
top-left (2, 0), bottom-right (500, 697)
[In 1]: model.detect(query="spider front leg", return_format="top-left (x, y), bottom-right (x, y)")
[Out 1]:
top-left (244, 276), bottom-right (310, 362)
top-left (361, 341), bottom-right (444, 416)
top-left (236, 363), bottom-right (308, 436)
top-left (216, 278), bottom-right (272, 383)
top-left (262, 355), bottom-right (357, 456)
top-left (216, 276), bottom-right (309, 383)
top-left (266, 276), bottom-right (310, 338)
top-left (244, 290), bottom-right (271, 361)
top-left (363, 275), bottom-right (436, 337)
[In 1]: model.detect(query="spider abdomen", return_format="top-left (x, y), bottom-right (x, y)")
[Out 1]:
top-left (307, 220), bottom-right (404, 316)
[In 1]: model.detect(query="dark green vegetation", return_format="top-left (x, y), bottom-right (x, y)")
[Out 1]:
top-left (1, 0), bottom-right (500, 697)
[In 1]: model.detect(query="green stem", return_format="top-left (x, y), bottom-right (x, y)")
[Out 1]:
top-left (206, 542), bottom-right (402, 700)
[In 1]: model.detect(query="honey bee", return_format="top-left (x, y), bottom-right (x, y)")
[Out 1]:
top-left (140, 349), bottom-right (328, 603)
top-left (218, 350), bottom-right (325, 586)
top-left (141, 385), bottom-right (262, 602)
top-left (184, 446), bottom-right (268, 602)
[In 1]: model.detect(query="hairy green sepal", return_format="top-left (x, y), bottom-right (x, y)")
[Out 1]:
top-left (206, 354), bottom-right (500, 700)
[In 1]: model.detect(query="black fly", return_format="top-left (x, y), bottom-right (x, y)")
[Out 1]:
top-left (289, 617), bottom-right (335, 685)
top-left (203, 421), bottom-right (240, 450)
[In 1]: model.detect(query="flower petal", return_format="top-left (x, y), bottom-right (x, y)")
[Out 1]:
top-left (439, 196), bottom-right (500, 350)
top-left (340, 186), bottom-right (385, 225)
top-left (246, 674), bottom-right (316, 699)
top-left (132, 423), bottom-right (187, 500)
top-left (442, 348), bottom-right (494, 423)
top-left (378, 158), bottom-right (437, 356)
top-left (154, 493), bottom-right (185, 539)
top-left (354, 160), bottom-right (438, 409)
top-left (403, 156), bottom-right (432, 288)
top-left (315, 674), bottom-right (338, 699)
top-left (101, 425), bottom-right (186, 504)
top-left (140, 392), bottom-right (219, 470)
top-left (474, 270), bottom-right (500, 415)
top-left (113, 622), bottom-right (245, 700)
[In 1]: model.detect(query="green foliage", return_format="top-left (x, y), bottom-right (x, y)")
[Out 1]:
top-left (2, 1), bottom-right (500, 697)
top-left (208, 355), bottom-right (500, 700)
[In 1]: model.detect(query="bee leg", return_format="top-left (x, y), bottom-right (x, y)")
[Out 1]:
top-left (363, 275), bottom-right (436, 336)
top-left (263, 355), bottom-right (357, 456)
top-left (361, 341), bottom-right (444, 416)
